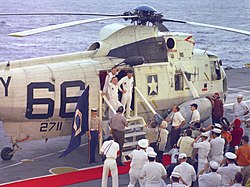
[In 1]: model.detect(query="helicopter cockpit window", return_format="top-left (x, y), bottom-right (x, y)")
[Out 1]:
top-left (175, 73), bottom-right (184, 91)
top-left (210, 61), bottom-right (221, 80)
top-left (108, 37), bottom-right (167, 63)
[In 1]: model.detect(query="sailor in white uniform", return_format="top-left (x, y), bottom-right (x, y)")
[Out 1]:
top-left (118, 70), bottom-right (134, 118)
top-left (198, 161), bottom-right (222, 187)
top-left (101, 136), bottom-right (120, 187)
top-left (127, 139), bottom-right (148, 187)
top-left (233, 94), bottom-right (249, 120)
top-left (217, 152), bottom-right (241, 187)
top-left (192, 132), bottom-right (211, 174)
top-left (140, 151), bottom-right (167, 187)
top-left (172, 153), bottom-right (196, 187)
top-left (166, 172), bottom-right (187, 187)
top-left (208, 128), bottom-right (225, 163)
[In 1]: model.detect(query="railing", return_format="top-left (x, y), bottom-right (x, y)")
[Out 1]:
top-left (134, 86), bottom-right (157, 116)
top-left (98, 91), bottom-right (117, 117)
top-left (178, 64), bottom-right (200, 98)
top-left (98, 87), bottom-right (158, 153)
top-left (98, 91), bottom-right (117, 153)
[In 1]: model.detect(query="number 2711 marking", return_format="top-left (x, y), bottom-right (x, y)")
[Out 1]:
top-left (40, 122), bottom-right (63, 132)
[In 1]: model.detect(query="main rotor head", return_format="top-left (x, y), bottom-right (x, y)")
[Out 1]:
top-left (123, 5), bottom-right (164, 25)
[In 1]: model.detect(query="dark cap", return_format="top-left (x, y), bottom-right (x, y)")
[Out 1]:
top-left (127, 69), bottom-right (133, 74)
top-left (190, 103), bottom-right (198, 109)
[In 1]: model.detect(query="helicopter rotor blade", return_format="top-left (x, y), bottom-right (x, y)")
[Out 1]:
top-left (8, 15), bottom-right (137, 37)
top-left (163, 18), bottom-right (250, 36)
top-left (0, 12), bottom-right (120, 16)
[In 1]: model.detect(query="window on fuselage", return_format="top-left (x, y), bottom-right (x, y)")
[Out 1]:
top-left (210, 61), bottom-right (221, 81)
top-left (175, 73), bottom-right (184, 91)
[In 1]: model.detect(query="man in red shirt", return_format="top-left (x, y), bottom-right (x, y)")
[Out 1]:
top-left (229, 118), bottom-right (244, 153)
top-left (211, 93), bottom-right (224, 124)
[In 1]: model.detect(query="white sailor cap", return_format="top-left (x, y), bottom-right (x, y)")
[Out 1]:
top-left (171, 172), bottom-right (181, 178)
top-left (237, 94), bottom-right (243, 98)
top-left (147, 151), bottom-right (157, 158)
top-left (138, 139), bottom-right (149, 149)
top-left (201, 132), bottom-right (210, 137)
top-left (178, 153), bottom-right (187, 160)
top-left (146, 147), bottom-right (154, 154)
top-left (212, 128), bottom-right (222, 134)
top-left (160, 121), bottom-right (168, 129)
top-left (209, 161), bottom-right (219, 169)
top-left (246, 118), bottom-right (250, 122)
top-left (214, 123), bottom-right (222, 129)
top-left (225, 152), bottom-right (237, 160)
top-left (91, 107), bottom-right (98, 111)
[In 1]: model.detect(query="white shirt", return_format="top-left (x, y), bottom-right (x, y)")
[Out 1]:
top-left (217, 163), bottom-right (241, 186)
top-left (177, 136), bottom-right (194, 157)
top-left (209, 137), bottom-right (225, 162)
top-left (129, 149), bottom-right (148, 170)
top-left (190, 109), bottom-right (200, 123)
top-left (118, 76), bottom-right (134, 94)
top-left (158, 128), bottom-right (169, 151)
top-left (193, 140), bottom-right (210, 163)
top-left (100, 140), bottom-right (119, 159)
top-left (172, 112), bottom-right (185, 127)
top-left (166, 183), bottom-right (187, 187)
top-left (103, 72), bottom-right (117, 93)
top-left (198, 172), bottom-right (221, 187)
top-left (168, 148), bottom-right (179, 164)
top-left (140, 161), bottom-right (167, 184)
top-left (231, 183), bottom-right (243, 187)
top-left (233, 101), bottom-right (249, 117)
top-left (173, 162), bottom-right (196, 187)
top-left (108, 83), bottom-right (119, 100)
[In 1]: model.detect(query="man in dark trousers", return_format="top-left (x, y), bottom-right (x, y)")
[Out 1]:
top-left (110, 106), bottom-right (128, 166)
top-left (166, 105), bottom-right (186, 148)
top-left (88, 108), bottom-right (102, 163)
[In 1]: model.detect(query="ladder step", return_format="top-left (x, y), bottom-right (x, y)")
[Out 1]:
top-left (125, 131), bottom-right (146, 138)
top-left (126, 116), bottom-right (144, 122)
top-left (122, 150), bottom-right (133, 156)
top-left (125, 124), bottom-right (145, 130)
top-left (124, 141), bottom-right (138, 148)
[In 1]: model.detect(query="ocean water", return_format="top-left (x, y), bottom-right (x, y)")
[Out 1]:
top-left (0, 0), bottom-right (249, 68)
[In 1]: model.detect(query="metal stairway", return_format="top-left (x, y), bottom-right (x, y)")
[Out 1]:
top-left (98, 90), bottom-right (147, 155)
top-left (123, 116), bottom-right (146, 151)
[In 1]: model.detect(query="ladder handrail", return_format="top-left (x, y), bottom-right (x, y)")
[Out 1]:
top-left (98, 91), bottom-right (117, 154)
top-left (134, 86), bottom-right (157, 115)
top-left (178, 64), bottom-right (200, 98)
top-left (99, 91), bottom-right (117, 114)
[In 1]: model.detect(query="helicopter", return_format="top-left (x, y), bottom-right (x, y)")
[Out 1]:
top-left (0, 5), bottom-right (250, 161)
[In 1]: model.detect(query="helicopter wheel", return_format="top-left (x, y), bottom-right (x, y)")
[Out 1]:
top-left (1, 147), bottom-right (14, 161)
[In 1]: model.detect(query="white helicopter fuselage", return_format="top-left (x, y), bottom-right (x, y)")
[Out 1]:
top-left (0, 24), bottom-right (227, 140)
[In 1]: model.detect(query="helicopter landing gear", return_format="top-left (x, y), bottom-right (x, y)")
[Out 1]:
top-left (1, 136), bottom-right (28, 161)
top-left (1, 147), bottom-right (14, 161)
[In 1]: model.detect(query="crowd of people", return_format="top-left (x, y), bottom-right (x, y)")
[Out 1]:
top-left (90, 67), bottom-right (250, 187)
